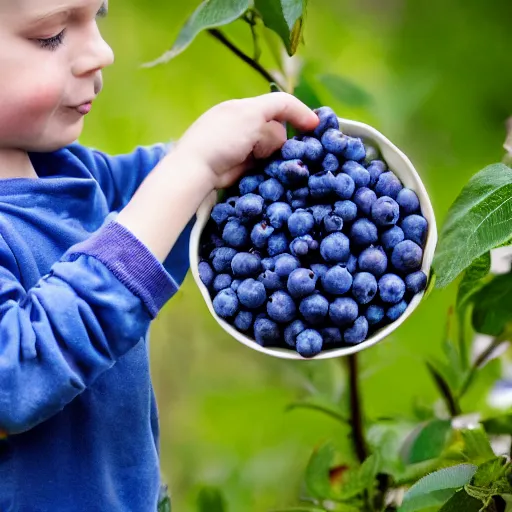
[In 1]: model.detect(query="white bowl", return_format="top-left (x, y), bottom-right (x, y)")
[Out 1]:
top-left (189, 118), bottom-right (437, 360)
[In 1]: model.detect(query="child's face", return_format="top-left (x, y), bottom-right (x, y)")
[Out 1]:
top-left (0, 0), bottom-right (113, 152)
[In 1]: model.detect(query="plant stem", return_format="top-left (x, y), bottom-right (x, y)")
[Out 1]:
top-left (207, 28), bottom-right (283, 89)
top-left (346, 354), bottom-right (368, 463)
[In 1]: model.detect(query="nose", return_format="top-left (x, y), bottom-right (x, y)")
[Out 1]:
top-left (72, 22), bottom-right (114, 77)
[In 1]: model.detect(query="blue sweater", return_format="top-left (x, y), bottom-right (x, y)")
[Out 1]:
top-left (0, 143), bottom-right (192, 511)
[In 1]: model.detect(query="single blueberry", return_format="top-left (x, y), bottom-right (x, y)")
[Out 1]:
top-left (334, 200), bottom-right (358, 222)
top-left (313, 106), bottom-right (339, 138)
top-left (259, 178), bottom-right (284, 202)
top-left (333, 173), bottom-right (356, 200)
top-left (223, 219), bottom-right (249, 248)
top-left (350, 219), bottom-right (378, 247)
top-left (282, 139), bottom-right (306, 160)
top-left (198, 261), bottom-right (215, 288)
top-left (267, 290), bottom-right (297, 323)
top-left (296, 329), bottom-right (324, 358)
top-left (309, 171), bottom-right (336, 199)
top-left (322, 153), bottom-right (339, 173)
top-left (251, 221), bottom-right (275, 248)
top-left (320, 232), bottom-right (351, 263)
top-left (237, 278), bottom-right (267, 309)
top-left (287, 268), bottom-right (318, 298)
top-left (293, 187), bottom-right (310, 199)
top-left (371, 196), bottom-right (400, 227)
top-left (365, 304), bottom-right (385, 325)
top-left (405, 271), bottom-right (428, 294)
top-left (378, 273), bottom-right (406, 304)
top-left (381, 226), bottom-right (405, 252)
top-left (321, 128), bottom-right (347, 155)
top-left (213, 288), bottom-right (239, 318)
top-left (288, 210), bottom-right (315, 237)
top-left (213, 273), bottom-right (233, 292)
top-left (321, 327), bottom-right (343, 345)
top-left (391, 240), bottom-right (423, 273)
top-left (211, 202), bottom-right (235, 225)
top-left (211, 247), bottom-right (238, 272)
top-left (267, 202), bottom-right (292, 229)
top-left (239, 174), bottom-right (265, 195)
top-left (322, 265), bottom-right (353, 295)
top-left (231, 252), bottom-right (262, 277)
top-left (401, 214), bottom-right (428, 247)
top-left (386, 300), bottom-right (408, 322)
top-left (264, 159), bottom-right (283, 178)
top-left (289, 236), bottom-right (310, 257)
top-left (375, 172), bottom-right (403, 199)
top-left (267, 232), bottom-right (289, 257)
top-left (396, 188), bottom-right (420, 215)
top-left (352, 272), bottom-right (378, 305)
top-left (284, 319), bottom-right (306, 347)
top-left (344, 316), bottom-right (369, 344)
top-left (274, 254), bottom-right (300, 278)
top-left (343, 137), bottom-right (366, 161)
top-left (277, 159), bottom-right (310, 186)
top-left (253, 317), bottom-right (281, 346)
top-left (354, 187), bottom-right (378, 216)
top-left (309, 204), bottom-right (333, 225)
top-left (231, 279), bottom-right (242, 292)
top-left (310, 263), bottom-right (329, 280)
top-left (261, 257), bottom-right (275, 271)
top-left (329, 297), bottom-right (359, 326)
top-left (234, 310), bottom-right (253, 332)
top-left (323, 213), bottom-right (344, 233)
top-left (367, 160), bottom-right (387, 187)
top-left (299, 294), bottom-right (329, 325)
top-left (258, 270), bottom-right (284, 291)
top-left (358, 247), bottom-right (388, 277)
top-left (342, 161), bottom-right (371, 188)
top-left (235, 193), bottom-right (265, 219)
top-left (302, 136), bottom-right (325, 162)
top-left (291, 198), bottom-right (307, 209)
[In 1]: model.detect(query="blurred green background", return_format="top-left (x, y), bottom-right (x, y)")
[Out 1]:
top-left (81, 0), bottom-right (512, 509)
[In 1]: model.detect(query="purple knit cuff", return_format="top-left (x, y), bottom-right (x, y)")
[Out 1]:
top-left (64, 220), bottom-right (178, 318)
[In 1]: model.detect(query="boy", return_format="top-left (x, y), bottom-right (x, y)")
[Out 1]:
top-left (0, 0), bottom-right (319, 510)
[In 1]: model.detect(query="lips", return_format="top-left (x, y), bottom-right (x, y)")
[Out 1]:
top-left (75, 102), bottom-right (92, 115)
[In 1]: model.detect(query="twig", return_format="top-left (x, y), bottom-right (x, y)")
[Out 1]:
top-left (346, 354), bottom-right (368, 463)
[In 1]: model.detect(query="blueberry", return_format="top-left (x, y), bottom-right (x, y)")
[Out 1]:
top-left (365, 304), bottom-right (385, 325)
top-left (334, 200), bottom-right (358, 222)
top-left (309, 171), bottom-right (336, 199)
top-left (264, 159), bottom-right (283, 178)
top-left (401, 214), bottom-right (428, 246)
top-left (310, 204), bottom-right (333, 225)
top-left (378, 273), bottom-right (406, 304)
top-left (234, 310), bottom-right (253, 331)
top-left (251, 221), bottom-right (275, 248)
top-left (391, 240), bottom-right (423, 273)
top-left (261, 257), bottom-right (275, 271)
top-left (344, 254), bottom-right (358, 274)
top-left (381, 226), bottom-right (405, 252)
top-left (313, 106), bottom-right (339, 138)
top-left (321, 128), bottom-right (348, 155)
top-left (386, 300), bottom-right (408, 321)
top-left (284, 319), bottom-right (306, 347)
top-left (342, 161), bottom-right (370, 188)
top-left (288, 210), bottom-right (315, 237)
top-left (237, 278), bottom-right (267, 309)
top-left (352, 272), bottom-right (378, 305)
top-left (213, 273), bottom-right (232, 291)
top-left (350, 219), bottom-right (378, 247)
top-left (293, 187), bottom-right (310, 199)
top-left (323, 213), bottom-right (344, 233)
top-left (405, 271), bottom-right (428, 294)
top-left (212, 247), bottom-right (238, 272)
top-left (396, 188), bottom-right (420, 215)
top-left (258, 270), bottom-right (284, 291)
top-left (213, 289), bottom-right (239, 318)
top-left (320, 232), bottom-right (351, 263)
top-left (235, 193), bottom-right (265, 219)
top-left (354, 187), bottom-right (377, 216)
top-left (290, 236), bottom-right (313, 257)
top-left (267, 202), bottom-right (292, 229)
top-left (291, 198), bottom-right (307, 209)
top-left (322, 265), bottom-right (353, 295)
top-left (282, 139), bottom-right (306, 160)
top-left (302, 136), bottom-right (325, 162)
top-left (296, 329), bottom-right (323, 358)
top-left (268, 232), bottom-right (289, 256)
top-left (329, 297), bottom-right (359, 326)
top-left (367, 160), bottom-right (387, 187)
top-left (344, 316), bottom-right (369, 344)
top-left (258, 178), bottom-right (284, 202)
top-left (267, 290), bottom-right (297, 323)
top-left (211, 202), bottom-right (235, 225)
top-left (333, 173), bottom-right (356, 200)
top-left (277, 159), bottom-right (310, 186)
top-left (310, 263), bottom-right (329, 280)
top-left (343, 137), bottom-right (366, 161)
top-left (274, 254), bottom-right (300, 278)
top-left (253, 317), bottom-right (281, 346)
top-left (371, 196), bottom-right (400, 227)
top-left (358, 247), bottom-right (388, 277)
top-left (322, 153), bottom-right (339, 173)
top-left (375, 172), bottom-right (402, 199)
top-left (321, 327), bottom-right (343, 345)
top-left (223, 219), bottom-right (249, 248)
top-left (287, 268), bottom-right (318, 298)
top-left (231, 252), bottom-right (262, 277)
top-left (231, 279), bottom-right (242, 292)
top-left (198, 261), bottom-right (215, 288)
top-left (299, 294), bottom-right (329, 325)
top-left (239, 174), bottom-right (265, 195)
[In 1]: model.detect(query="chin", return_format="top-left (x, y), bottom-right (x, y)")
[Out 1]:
top-left (29, 119), bottom-right (85, 152)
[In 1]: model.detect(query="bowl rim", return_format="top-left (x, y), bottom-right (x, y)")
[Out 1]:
top-left (189, 117), bottom-right (438, 360)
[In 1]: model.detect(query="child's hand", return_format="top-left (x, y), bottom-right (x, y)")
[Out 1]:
top-left (174, 92), bottom-right (319, 190)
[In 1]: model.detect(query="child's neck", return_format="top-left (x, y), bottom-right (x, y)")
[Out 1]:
top-left (0, 148), bottom-right (38, 180)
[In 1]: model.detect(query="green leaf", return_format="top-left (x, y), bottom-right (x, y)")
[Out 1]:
top-left (197, 486), bottom-right (227, 512)
top-left (433, 163), bottom-right (512, 288)
top-left (398, 489), bottom-right (458, 512)
top-left (482, 414), bottom-right (512, 435)
top-left (405, 420), bottom-right (452, 464)
top-left (144, 0), bottom-right (252, 66)
top-left (459, 427), bottom-right (495, 463)
top-left (456, 252), bottom-right (491, 314)
top-left (305, 442), bottom-right (336, 499)
top-left (438, 489), bottom-right (482, 512)
top-left (317, 74), bottom-right (373, 108)
top-left (269, 508), bottom-right (325, 512)
top-left (286, 397), bottom-right (347, 424)
top-left (472, 272), bottom-right (512, 336)
top-left (358, 454), bottom-right (380, 490)
top-left (158, 496), bottom-right (171, 512)
top-left (473, 457), bottom-right (508, 487)
top-left (425, 361), bottom-right (460, 416)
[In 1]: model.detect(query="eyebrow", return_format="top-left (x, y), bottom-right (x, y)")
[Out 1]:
top-left (28, 1), bottom-right (108, 24)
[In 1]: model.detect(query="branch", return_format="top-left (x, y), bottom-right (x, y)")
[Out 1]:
top-left (346, 354), bottom-right (368, 463)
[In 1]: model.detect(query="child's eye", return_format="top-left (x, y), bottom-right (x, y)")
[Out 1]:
top-left (36, 29), bottom-right (66, 51)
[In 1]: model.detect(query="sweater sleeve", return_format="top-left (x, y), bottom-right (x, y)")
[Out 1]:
top-left (0, 220), bottom-right (178, 435)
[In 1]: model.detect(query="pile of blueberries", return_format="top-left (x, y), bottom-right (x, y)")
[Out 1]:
top-left (198, 106), bottom-right (429, 358)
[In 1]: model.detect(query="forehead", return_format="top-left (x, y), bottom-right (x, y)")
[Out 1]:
top-left (0, 0), bottom-right (106, 18)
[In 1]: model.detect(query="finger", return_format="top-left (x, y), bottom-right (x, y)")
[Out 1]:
top-left (254, 92), bottom-right (320, 131)
top-left (253, 120), bottom-right (287, 160)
